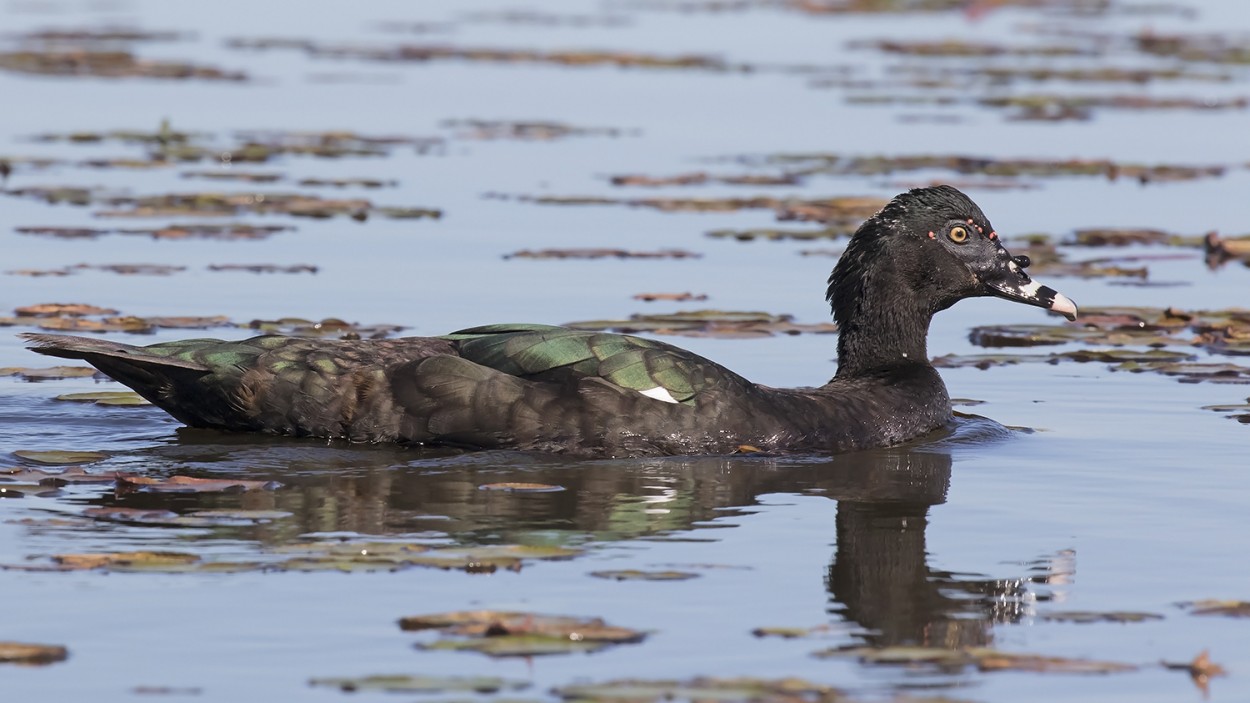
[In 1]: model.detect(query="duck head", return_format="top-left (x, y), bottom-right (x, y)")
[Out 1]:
top-left (828, 185), bottom-right (1077, 325)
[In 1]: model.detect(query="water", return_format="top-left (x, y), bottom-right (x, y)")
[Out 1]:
top-left (2, 0), bottom-right (1249, 700)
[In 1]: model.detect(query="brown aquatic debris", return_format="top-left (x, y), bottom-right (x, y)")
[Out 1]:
top-left (15, 303), bottom-right (119, 317)
top-left (505, 248), bottom-right (701, 260)
top-left (632, 292), bottom-right (709, 302)
top-left (1162, 649), bottom-right (1227, 697)
top-left (115, 475), bottom-right (282, 494)
top-left (0, 642), bottom-right (68, 665)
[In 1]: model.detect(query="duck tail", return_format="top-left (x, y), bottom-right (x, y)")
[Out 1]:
top-left (21, 333), bottom-right (209, 371)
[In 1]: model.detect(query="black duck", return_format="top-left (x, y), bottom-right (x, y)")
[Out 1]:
top-left (24, 185), bottom-right (1076, 457)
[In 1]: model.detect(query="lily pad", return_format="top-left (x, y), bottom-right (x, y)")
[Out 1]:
top-left (13, 450), bottom-right (108, 466)
top-left (0, 642), bottom-right (68, 665)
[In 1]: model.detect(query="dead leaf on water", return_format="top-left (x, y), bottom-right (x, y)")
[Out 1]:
top-left (0, 466), bottom-right (133, 485)
top-left (589, 569), bottom-right (699, 581)
top-left (1040, 610), bottom-right (1164, 624)
top-left (84, 506), bottom-right (292, 527)
top-left (207, 264), bottom-right (318, 274)
top-left (632, 292), bottom-right (708, 302)
top-left (52, 551), bottom-right (200, 570)
top-left (1180, 599), bottom-right (1250, 617)
top-left (297, 177), bottom-right (396, 188)
top-left (505, 248), bottom-right (701, 260)
top-left (1162, 649), bottom-right (1227, 697)
top-left (0, 49), bottom-right (247, 80)
top-left (0, 366), bottom-right (99, 380)
top-left (478, 482), bottom-right (566, 493)
top-left (55, 391), bottom-right (150, 406)
top-left (0, 642), bottom-right (68, 665)
top-left (706, 226), bottom-right (852, 242)
top-left (181, 170), bottom-right (284, 183)
top-left (309, 674), bottom-right (530, 694)
top-left (115, 475), bottom-right (281, 494)
top-left (274, 541), bottom-right (578, 574)
top-left (554, 677), bottom-right (842, 703)
top-left (15, 303), bottom-right (119, 317)
top-left (565, 310), bottom-right (837, 338)
top-left (815, 645), bottom-right (1137, 674)
top-left (401, 610), bottom-right (646, 657)
top-left (12, 450), bottom-right (108, 466)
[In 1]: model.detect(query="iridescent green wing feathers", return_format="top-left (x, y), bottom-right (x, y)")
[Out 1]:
top-left (443, 324), bottom-right (737, 404)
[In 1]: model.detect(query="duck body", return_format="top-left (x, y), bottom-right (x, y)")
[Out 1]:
top-left (24, 186), bottom-right (1075, 458)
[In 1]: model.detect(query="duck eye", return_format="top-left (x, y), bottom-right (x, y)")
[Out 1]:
top-left (948, 226), bottom-right (969, 243)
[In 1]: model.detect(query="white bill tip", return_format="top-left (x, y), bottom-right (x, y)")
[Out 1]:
top-left (1050, 292), bottom-right (1078, 320)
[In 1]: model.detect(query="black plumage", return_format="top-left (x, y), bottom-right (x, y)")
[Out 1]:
top-left (23, 186), bottom-right (1076, 457)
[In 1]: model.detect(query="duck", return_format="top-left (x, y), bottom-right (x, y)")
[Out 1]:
top-left (23, 185), bottom-right (1076, 457)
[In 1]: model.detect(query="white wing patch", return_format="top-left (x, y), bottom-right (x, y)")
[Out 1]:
top-left (639, 386), bottom-right (679, 404)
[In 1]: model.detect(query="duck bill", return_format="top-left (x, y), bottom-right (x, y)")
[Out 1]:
top-left (980, 259), bottom-right (1079, 321)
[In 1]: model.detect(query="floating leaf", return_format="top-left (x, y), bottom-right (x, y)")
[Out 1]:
top-left (554, 677), bottom-right (841, 703)
top-left (83, 507), bottom-right (291, 527)
top-left (55, 391), bottom-right (151, 406)
top-left (0, 642), bottom-right (68, 665)
top-left (51, 551), bottom-right (200, 570)
top-left (309, 674), bottom-right (530, 694)
top-left (1182, 600), bottom-right (1250, 617)
top-left (589, 569), bottom-right (699, 581)
top-left (182, 170), bottom-right (283, 183)
top-left (297, 177), bottom-right (396, 188)
top-left (565, 310), bottom-right (836, 339)
top-left (0, 466), bottom-right (132, 485)
top-left (632, 292), bottom-right (708, 302)
top-left (13, 450), bottom-right (108, 466)
top-left (505, 248), bottom-right (701, 260)
top-left (479, 482), bottom-right (566, 493)
top-left (115, 475), bottom-right (281, 493)
top-left (816, 645), bottom-right (1136, 673)
top-left (207, 264), bottom-right (318, 274)
top-left (0, 366), bottom-right (99, 381)
top-left (972, 649), bottom-right (1138, 674)
top-left (1040, 611), bottom-right (1164, 624)
top-left (15, 303), bottom-right (119, 317)
top-left (1162, 649), bottom-right (1227, 696)
top-left (401, 610), bottom-right (646, 657)
top-left (0, 50), bottom-right (246, 80)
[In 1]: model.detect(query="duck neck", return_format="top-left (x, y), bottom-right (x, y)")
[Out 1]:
top-left (832, 296), bottom-right (932, 379)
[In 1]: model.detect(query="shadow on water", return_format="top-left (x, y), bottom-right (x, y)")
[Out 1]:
top-left (49, 411), bottom-right (1063, 651)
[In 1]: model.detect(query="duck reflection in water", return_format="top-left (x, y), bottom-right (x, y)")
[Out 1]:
top-left (97, 422), bottom-right (1074, 649)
